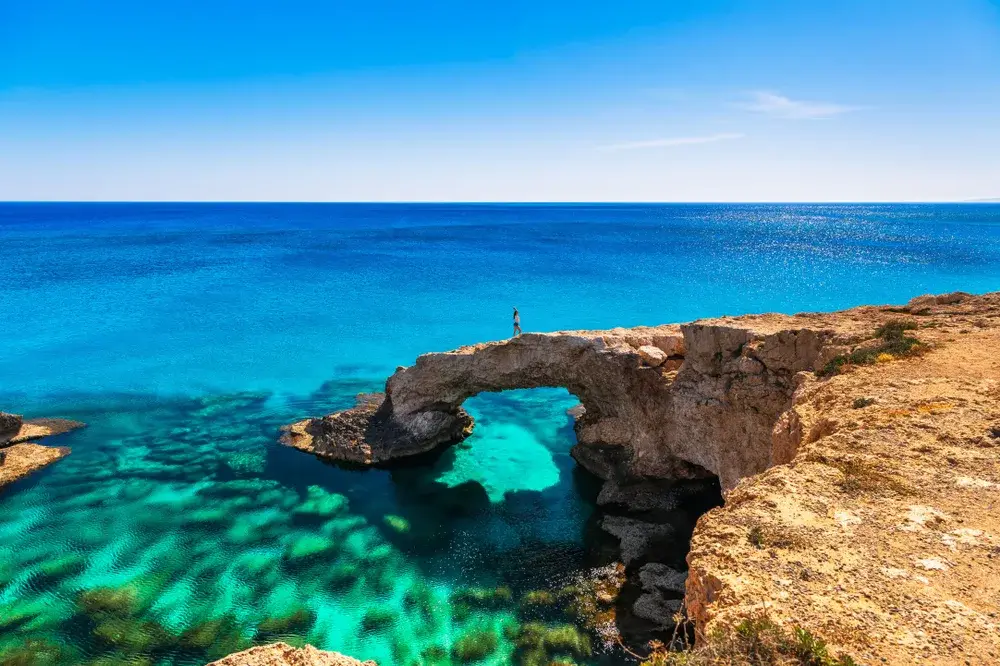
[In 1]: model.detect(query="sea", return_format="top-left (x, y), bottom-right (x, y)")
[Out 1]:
top-left (1, 203), bottom-right (998, 665)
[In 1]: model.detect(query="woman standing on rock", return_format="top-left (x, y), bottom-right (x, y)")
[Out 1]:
top-left (513, 307), bottom-right (522, 337)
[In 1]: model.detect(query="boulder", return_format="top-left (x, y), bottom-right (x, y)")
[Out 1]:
top-left (631, 563), bottom-right (688, 631)
top-left (907, 291), bottom-right (970, 310)
top-left (633, 593), bottom-right (683, 631)
top-left (600, 515), bottom-right (677, 566)
top-left (638, 562), bottom-right (688, 596)
top-left (638, 345), bottom-right (668, 367)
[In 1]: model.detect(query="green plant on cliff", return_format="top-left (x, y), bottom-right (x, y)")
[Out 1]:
top-left (819, 319), bottom-right (925, 376)
top-left (641, 614), bottom-right (857, 666)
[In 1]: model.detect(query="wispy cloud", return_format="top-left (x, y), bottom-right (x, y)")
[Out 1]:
top-left (601, 132), bottom-right (744, 152)
top-left (741, 91), bottom-right (859, 119)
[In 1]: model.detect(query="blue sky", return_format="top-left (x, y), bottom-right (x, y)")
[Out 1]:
top-left (2, 0), bottom-right (999, 201)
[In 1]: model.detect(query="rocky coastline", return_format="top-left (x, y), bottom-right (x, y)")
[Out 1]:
top-left (0, 411), bottom-right (84, 488)
top-left (280, 290), bottom-right (1000, 665)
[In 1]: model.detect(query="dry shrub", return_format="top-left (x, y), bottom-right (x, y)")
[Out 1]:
top-left (833, 459), bottom-right (912, 497)
top-left (642, 611), bottom-right (858, 666)
top-left (819, 320), bottom-right (927, 377)
top-left (746, 524), bottom-right (808, 551)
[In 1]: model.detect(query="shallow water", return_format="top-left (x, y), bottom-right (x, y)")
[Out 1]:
top-left (0, 388), bottom-right (609, 665)
top-left (1, 203), bottom-right (999, 664)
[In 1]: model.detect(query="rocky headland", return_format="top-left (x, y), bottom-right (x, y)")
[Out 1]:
top-left (279, 291), bottom-right (1000, 665)
top-left (0, 411), bottom-right (84, 488)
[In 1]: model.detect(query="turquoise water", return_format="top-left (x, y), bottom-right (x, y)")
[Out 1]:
top-left (1, 203), bottom-right (999, 665)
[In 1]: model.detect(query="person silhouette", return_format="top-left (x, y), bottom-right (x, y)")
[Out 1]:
top-left (512, 307), bottom-right (522, 337)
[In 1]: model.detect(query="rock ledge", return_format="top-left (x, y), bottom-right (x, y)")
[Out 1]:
top-left (207, 643), bottom-right (375, 666)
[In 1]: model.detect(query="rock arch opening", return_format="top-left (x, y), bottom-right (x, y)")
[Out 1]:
top-left (431, 387), bottom-right (584, 502)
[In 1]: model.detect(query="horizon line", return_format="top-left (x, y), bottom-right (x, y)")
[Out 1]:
top-left (1, 200), bottom-right (997, 205)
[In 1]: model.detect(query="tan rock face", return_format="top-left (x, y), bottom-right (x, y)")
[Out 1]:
top-left (0, 414), bottom-right (83, 489)
top-left (686, 291), bottom-right (1000, 665)
top-left (206, 643), bottom-right (376, 666)
top-left (0, 443), bottom-right (71, 488)
top-left (286, 314), bottom-right (857, 489)
top-left (0, 412), bottom-right (22, 444)
top-left (283, 291), bottom-right (1000, 664)
top-left (637, 345), bottom-right (668, 367)
top-left (9, 417), bottom-right (86, 444)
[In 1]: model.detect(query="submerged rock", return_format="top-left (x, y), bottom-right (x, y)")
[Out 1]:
top-left (294, 486), bottom-right (348, 517)
top-left (451, 625), bottom-right (499, 663)
top-left (285, 533), bottom-right (336, 560)
top-left (382, 514), bottom-right (410, 534)
top-left (77, 585), bottom-right (142, 617)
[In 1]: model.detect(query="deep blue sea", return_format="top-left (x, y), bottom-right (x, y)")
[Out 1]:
top-left (1, 203), bottom-right (999, 665)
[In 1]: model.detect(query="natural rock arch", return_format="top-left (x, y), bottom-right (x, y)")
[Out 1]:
top-left (283, 318), bottom-right (840, 490)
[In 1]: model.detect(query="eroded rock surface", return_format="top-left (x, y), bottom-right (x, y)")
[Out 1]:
top-left (9, 417), bottom-right (85, 444)
top-left (0, 412), bottom-right (83, 488)
top-left (686, 291), bottom-right (1000, 665)
top-left (0, 412), bottom-right (22, 444)
top-left (281, 393), bottom-right (471, 466)
top-left (207, 643), bottom-right (376, 666)
top-left (283, 291), bottom-right (1000, 664)
top-left (633, 563), bottom-right (688, 632)
top-left (0, 443), bottom-right (71, 488)
top-left (284, 300), bottom-right (957, 489)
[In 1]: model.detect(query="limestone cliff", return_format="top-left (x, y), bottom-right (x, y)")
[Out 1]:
top-left (283, 291), bottom-right (1000, 665)
top-left (283, 301), bottom-right (927, 491)
top-left (685, 291), bottom-right (1000, 665)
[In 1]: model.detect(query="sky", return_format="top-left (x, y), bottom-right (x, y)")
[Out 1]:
top-left (1, 0), bottom-right (999, 202)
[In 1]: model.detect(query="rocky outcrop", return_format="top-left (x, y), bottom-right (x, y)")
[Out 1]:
top-left (0, 412), bottom-right (22, 444)
top-left (685, 291), bottom-right (1000, 665)
top-left (285, 291), bottom-right (1000, 664)
top-left (8, 417), bottom-right (85, 444)
top-left (0, 412), bottom-right (83, 489)
top-left (206, 643), bottom-right (376, 666)
top-left (282, 393), bottom-right (472, 465)
top-left (0, 443), bottom-right (71, 488)
top-left (633, 563), bottom-right (687, 632)
top-left (284, 306), bottom-right (912, 490)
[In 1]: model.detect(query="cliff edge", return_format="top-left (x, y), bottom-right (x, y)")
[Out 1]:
top-left (685, 292), bottom-right (1000, 665)
top-left (282, 291), bottom-right (1000, 664)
